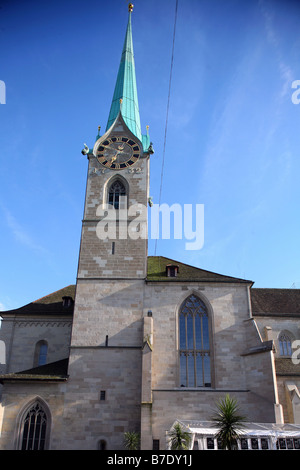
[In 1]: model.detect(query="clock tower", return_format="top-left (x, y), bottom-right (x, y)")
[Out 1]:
top-left (64, 4), bottom-right (154, 449)
top-left (78, 4), bottom-right (153, 282)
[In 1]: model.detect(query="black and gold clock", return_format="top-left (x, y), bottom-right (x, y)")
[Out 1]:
top-left (96, 136), bottom-right (141, 170)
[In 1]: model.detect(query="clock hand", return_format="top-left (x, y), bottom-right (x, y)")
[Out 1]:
top-left (105, 144), bottom-right (125, 160)
top-left (111, 146), bottom-right (128, 162)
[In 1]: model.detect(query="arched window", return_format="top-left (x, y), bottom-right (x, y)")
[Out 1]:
top-left (279, 332), bottom-right (292, 356)
top-left (34, 340), bottom-right (48, 367)
top-left (20, 401), bottom-right (48, 450)
top-left (0, 340), bottom-right (5, 365)
top-left (179, 294), bottom-right (211, 387)
top-left (108, 179), bottom-right (126, 209)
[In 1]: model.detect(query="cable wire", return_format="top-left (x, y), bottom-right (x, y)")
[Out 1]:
top-left (154, 0), bottom-right (179, 256)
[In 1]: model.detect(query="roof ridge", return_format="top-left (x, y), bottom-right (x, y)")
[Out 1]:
top-left (33, 284), bottom-right (75, 304)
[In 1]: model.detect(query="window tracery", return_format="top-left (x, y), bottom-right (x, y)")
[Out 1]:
top-left (108, 179), bottom-right (127, 209)
top-left (179, 294), bottom-right (211, 387)
top-left (20, 402), bottom-right (48, 450)
top-left (279, 332), bottom-right (293, 356)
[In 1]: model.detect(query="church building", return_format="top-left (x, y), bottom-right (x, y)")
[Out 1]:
top-left (0, 5), bottom-right (299, 451)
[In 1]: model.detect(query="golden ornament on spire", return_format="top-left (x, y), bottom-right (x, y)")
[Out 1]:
top-left (128, 3), bottom-right (134, 12)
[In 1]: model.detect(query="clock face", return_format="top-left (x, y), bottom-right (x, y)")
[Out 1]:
top-left (96, 136), bottom-right (140, 170)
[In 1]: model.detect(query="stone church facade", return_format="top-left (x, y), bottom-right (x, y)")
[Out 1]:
top-left (0, 6), bottom-right (299, 450)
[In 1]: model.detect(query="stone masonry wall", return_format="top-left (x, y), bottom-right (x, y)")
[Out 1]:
top-left (0, 318), bottom-right (72, 374)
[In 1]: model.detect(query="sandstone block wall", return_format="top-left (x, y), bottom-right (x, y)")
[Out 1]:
top-left (0, 317), bottom-right (72, 374)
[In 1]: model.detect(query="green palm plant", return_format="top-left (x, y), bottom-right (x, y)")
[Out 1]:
top-left (211, 394), bottom-right (247, 450)
top-left (169, 423), bottom-right (192, 450)
top-left (123, 431), bottom-right (140, 450)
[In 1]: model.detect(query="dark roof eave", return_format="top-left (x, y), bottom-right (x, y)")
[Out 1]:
top-left (276, 373), bottom-right (300, 377)
top-left (253, 312), bottom-right (300, 318)
top-left (0, 375), bottom-right (68, 384)
top-left (0, 358), bottom-right (70, 383)
top-left (241, 340), bottom-right (274, 356)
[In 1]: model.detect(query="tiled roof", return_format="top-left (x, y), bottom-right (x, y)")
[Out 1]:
top-left (0, 358), bottom-right (69, 383)
top-left (251, 288), bottom-right (300, 316)
top-left (147, 256), bottom-right (252, 284)
top-left (1, 285), bottom-right (75, 316)
top-left (0, 259), bottom-right (253, 318)
top-left (275, 358), bottom-right (300, 376)
top-left (3, 263), bottom-right (299, 319)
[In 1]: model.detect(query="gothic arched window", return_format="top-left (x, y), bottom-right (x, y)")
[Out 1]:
top-left (20, 401), bottom-right (48, 450)
top-left (108, 179), bottom-right (127, 209)
top-left (279, 332), bottom-right (292, 356)
top-left (179, 294), bottom-right (211, 387)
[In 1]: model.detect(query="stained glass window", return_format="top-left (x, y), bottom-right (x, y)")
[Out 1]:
top-left (179, 295), bottom-right (211, 387)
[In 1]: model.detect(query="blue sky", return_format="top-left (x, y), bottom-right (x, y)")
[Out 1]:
top-left (0, 0), bottom-right (300, 310)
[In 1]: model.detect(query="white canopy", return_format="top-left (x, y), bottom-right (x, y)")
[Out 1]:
top-left (174, 420), bottom-right (300, 438)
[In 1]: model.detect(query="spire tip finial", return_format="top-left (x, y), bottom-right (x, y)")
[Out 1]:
top-left (128, 3), bottom-right (134, 12)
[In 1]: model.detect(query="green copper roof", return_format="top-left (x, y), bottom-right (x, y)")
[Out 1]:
top-left (106, 11), bottom-right (142, 142)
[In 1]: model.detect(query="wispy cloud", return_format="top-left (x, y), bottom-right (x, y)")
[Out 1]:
top-left (201, 43), bottom-right (262, 188)
top-left (259, 0), bottom-right (294, 99)
top-left (0, 203), bottom-right (50, 256)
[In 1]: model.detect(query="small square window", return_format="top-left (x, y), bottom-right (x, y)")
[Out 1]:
top-left (286, 438), bottom-right (293, 449)
top-left (217, 438), bottom-right (222, 449)
top-left (278, 438), bottom-right (286, 449)
top-left (206, 437), bottom-right (214, 449)
top-left (100, 390), bottom-right (106, 401)
top-left (251, 438), bottom-right (258, 449)
top-left (261, 438), bottom-right (269, 449)
top-left (241, 438), bottom-right (248, 449)
top-left (166, 265), bottom-right (179, 277)
top-left (294, 438), bottom-right (300, 449)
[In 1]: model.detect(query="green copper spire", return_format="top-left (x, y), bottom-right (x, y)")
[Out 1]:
top-left (106, 6), bottom-right (142, 142)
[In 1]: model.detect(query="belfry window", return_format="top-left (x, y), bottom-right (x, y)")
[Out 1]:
top-left (108, 180), bottom-right (126, 209)
top-left (20, 402), bottom-right (48, 450)
top-left (179, 294), bottom-right (211, 387)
